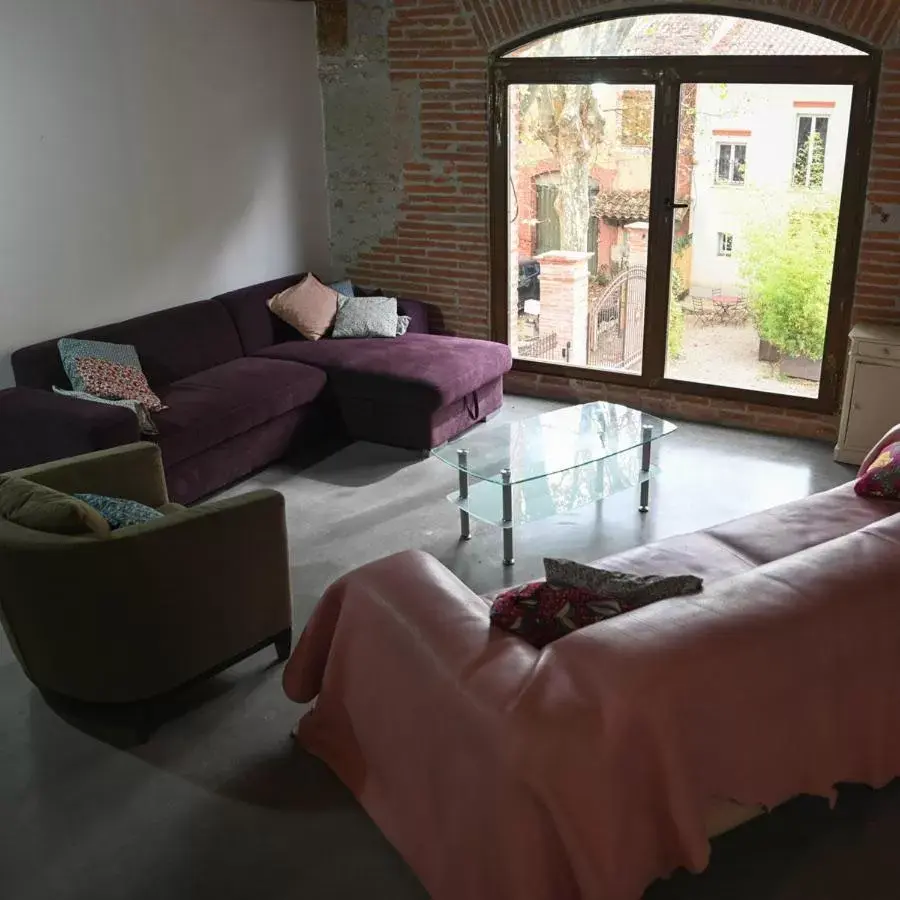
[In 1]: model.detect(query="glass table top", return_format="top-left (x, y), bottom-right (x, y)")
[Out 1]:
top-left (432, 401), bottom-right (677, 486)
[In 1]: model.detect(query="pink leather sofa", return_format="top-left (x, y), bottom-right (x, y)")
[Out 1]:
top-left (284, 426), bottom-right (900, 900)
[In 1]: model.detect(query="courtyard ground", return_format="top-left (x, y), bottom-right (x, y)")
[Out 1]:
top-left (667, 320), bottom-right (819, 398)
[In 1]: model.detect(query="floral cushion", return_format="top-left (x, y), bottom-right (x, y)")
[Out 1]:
top-left (73, 493), bottom-right (164, 530)
top-left (74, 357), bottom-right (166, 412)
top-left (855, 441), bottom-right (900, 499)
top-left (58, 338), bottom-right (142, 392)
top-left (489, 581), bottom-right (622, 649)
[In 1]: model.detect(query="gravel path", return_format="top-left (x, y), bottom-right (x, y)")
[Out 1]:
top-left (667, 321), bottom-right (819, 398)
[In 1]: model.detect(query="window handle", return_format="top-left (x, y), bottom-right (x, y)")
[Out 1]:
top-left (665, 198), bottom-right (689, 209)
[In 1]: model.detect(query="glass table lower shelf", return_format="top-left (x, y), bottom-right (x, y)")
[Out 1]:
top-left (447, 452), bottom-right (660, 566)
top-left (432, 401), bottom-right (676, 566)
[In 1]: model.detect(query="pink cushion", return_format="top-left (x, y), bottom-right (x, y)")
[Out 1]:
top-left (855, 441), bottom-right (900, 499)
top-left (74, 356), bottom-right (166, 412)
top-left (267, 274), bottom-right (339, 341)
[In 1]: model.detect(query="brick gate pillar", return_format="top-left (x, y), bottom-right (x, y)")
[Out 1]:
top-left (536, 251), bottom-right (591, 366)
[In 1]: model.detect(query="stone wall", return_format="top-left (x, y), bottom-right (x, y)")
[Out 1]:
top-left (318, 0), bottom-right (900, 440)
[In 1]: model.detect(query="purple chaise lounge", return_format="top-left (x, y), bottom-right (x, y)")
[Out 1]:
top-left (5, 274), bottom-right (511, 503)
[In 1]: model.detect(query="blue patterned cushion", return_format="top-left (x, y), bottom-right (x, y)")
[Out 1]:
top-left (329, 279), bottom-right (355, 297)
top-left (58, 338), bottom-right (142, 392)
top-left (73, 493), bottom-right (164, 530)
top-left (331, 295), bottom-right (399, 339)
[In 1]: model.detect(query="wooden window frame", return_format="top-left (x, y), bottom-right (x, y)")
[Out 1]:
top-left (489, 7), bottom-right (879, 416)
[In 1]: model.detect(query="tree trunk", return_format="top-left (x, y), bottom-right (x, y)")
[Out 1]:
top-left (555, 85), bottom-right (593, 253)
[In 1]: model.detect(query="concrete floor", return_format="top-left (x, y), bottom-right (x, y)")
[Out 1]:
top-left (3, 396), bottom-right (899, 900)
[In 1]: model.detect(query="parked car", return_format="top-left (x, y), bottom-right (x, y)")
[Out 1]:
top-left (518, 258), bottom-right (540, 315)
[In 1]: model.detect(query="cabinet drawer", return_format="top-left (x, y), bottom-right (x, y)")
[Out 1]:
top-left (855, 340), bottom-right (900, 363)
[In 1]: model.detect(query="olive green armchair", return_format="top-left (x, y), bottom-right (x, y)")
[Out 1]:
top-left (0, 442), bottom-right (292, 707)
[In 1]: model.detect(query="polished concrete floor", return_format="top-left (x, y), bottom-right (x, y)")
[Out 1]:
top-left (3, 396), bottom-right (899, 900)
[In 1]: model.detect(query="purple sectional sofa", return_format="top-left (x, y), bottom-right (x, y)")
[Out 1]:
top-left (5, 274), bottom-right (511, 504)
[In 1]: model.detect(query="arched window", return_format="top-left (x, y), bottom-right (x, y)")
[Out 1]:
top-left (492, 11), bottom-right (875, 411)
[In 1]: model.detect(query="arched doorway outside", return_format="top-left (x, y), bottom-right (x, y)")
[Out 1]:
top-left (491, 9), bottom-right (877, 414)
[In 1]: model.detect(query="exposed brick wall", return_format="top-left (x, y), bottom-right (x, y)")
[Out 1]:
top-left (322, 0), bottom-right (900, 441)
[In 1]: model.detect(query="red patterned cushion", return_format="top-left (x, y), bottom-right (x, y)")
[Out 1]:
top-left (489, 581), bottom-right (622, 648)
top-left (74, 357), bottom-right (166, 412)
top-left (855, 441), bottom-right (900, 500)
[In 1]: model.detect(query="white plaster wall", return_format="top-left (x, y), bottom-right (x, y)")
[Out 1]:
top-left (689, 82), bottom-right (852, 296)
top-left (0, 0), bottom-right (329, 386)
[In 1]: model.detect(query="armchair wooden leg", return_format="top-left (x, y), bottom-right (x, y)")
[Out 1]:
top-left (274, 628), bottom-right (293, 662)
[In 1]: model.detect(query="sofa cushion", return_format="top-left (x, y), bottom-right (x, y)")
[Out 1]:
top-left (254, 334), bottom-right (512, 410)
top-left (215, 274), bottom-right (307, 355)
top-left (74, 358), bottom-right (166, 412)
top-left (58, 338), bottom-right (143, 392)
top-left (855, 441), bottom-right (900, 499)
top-left (216, 275), bottom-right (433, 355)
top-left (12, 300), bottom-right (244, 391)
top-left (154, 357), bottom-right (328, 467)
top-left (332, 295), bottom-right (399, 339)
top-left (268, 275), bottom-right (341, 342)
top-left (0, 476), bottom-right (110, 536)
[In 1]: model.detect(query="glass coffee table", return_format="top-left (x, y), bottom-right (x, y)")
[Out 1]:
top-left (431, 401), bottom-right (676, 566)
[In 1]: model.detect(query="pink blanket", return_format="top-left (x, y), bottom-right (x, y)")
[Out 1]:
top-left (284, 500), bottom-right (900, 899)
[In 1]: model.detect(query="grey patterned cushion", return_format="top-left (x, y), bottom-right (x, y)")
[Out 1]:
top-left (396, 315), bottom-right (411, 336)
top-left (331, 295), bottom-right (399, 339)
top-left (543, 558), bottom-right (703, 608)
top-left (52, 386), bottom-right (159, 435)
top-left (58, 338), bottom-right (142, 392)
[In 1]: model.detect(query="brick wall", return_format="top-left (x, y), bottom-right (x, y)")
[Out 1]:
top-left (321, 0), bottom-right (900, 441)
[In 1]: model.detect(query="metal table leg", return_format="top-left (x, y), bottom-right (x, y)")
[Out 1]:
top-left (458, 449), bottom-right (471, 540)
top-left (639, 424), bottom-right (652, 513)
top-left (501, 468), bottom-right (514, 566)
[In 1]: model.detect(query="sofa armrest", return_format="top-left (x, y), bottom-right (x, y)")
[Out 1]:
top-left (0, 489), bottom-right (291, 702)
top-left (7, 442), bottom-right (168, 508)
top-left (858, 424), bottom-right (900, 476)
top-left (283, 549), bottom-right (535, 704)
top-left (0, 387), bottom-right (140, 472)
top-left (397, 298), bottom-right (433, 335)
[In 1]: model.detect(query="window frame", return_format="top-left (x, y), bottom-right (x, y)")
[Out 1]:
top-left (792, 113), bottom-right (830, 189)
top-left (714, 141), bottom-right (747, 185)
top-left (489, 11), bottom-right (878, 417)
top-left (717, 232), bottom-right (735, 257)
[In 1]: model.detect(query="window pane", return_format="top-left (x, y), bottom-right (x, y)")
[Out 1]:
top-left (811, 117), bottom-right (829, 188)
top-left (794, 116), bottom-right (812, 186)
top-left (622, 90), bottom-right (652, 147)
top-left (717, 144), bottom-right (731, 182)
top-left (509, 13), bottom-right (866, 58)
top-left (733, 144), bottom-right (746, 183)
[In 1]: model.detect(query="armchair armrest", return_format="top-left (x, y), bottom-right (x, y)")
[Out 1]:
top-left (0, 387), bottom-right (140, 472)
top-left (0, 489), bottom-right (291, 702)
top-left (858, 424), bottom-right (900, 476)
top-left (6, 442), bottom-right (168, 508)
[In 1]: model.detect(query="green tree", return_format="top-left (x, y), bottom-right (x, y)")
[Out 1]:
top-left (739, 197), bottom-right (838, 361)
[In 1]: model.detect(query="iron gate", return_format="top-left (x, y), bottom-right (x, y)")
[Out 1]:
top-left (587, 266), bottom-right (646, 371)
